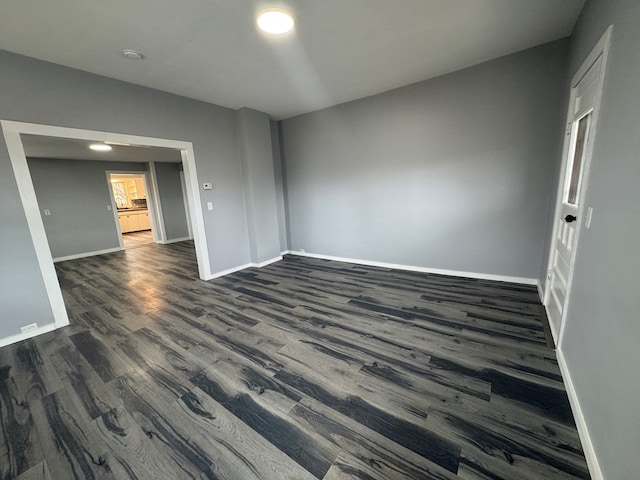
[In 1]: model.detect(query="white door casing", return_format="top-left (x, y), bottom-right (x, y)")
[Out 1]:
top-left (544, 27), bottom-right (611, 345)
top-left (106, 171), bottom-right (160, 244)
top-left (1, 121), bottom-right (212, 347)
top-left (180, 170), bottom-right (194, 240)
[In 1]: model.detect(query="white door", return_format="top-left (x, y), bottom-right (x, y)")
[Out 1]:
top-left (545, 50), bottom-right (606, 341)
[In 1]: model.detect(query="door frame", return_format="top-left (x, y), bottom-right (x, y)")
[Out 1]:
top-left (543, 26), bottom-right (612, 346)
top-left (180, 170), bottom-right (194, 240)
top-left (1, 120), bottom-right (212, 335)
top-left (147, 161), bottom-right (168, 243)
top-left (106, 170), bottom-right (161, 248)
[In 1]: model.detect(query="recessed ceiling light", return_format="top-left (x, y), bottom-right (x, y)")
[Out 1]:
top-left (122, 49), bottom-right (144, 60)
top-left (89, 143), bottom-right (112, 152)
top-left (257, 9), bottom-right (295, 34)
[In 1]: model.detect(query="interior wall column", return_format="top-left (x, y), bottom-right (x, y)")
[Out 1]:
top-left (235, 108), bottom-right (281, 265)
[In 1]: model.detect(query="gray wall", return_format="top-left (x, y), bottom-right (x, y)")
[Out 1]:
top-left (235, 108), bottom-right (281, 264)
top-left (0, 50), bottom-right (255, 338)
top-left (551, 0), bottom-right (640, 477)
top-left (0, 143), bottom-right (53, 335)
top-left (282, 40), bottom-right (570, 279)
top-left (27, 158), bottom-right (146, 258)
top-left (26, 158), bottom-right (191, 259)
top-left (154, 162), bottom-right (190, 240)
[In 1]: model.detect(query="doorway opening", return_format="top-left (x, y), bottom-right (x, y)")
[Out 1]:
top-left (108, 172), bottom-right (156, 249)
top-left (2, 121), bottom-right (212, 342)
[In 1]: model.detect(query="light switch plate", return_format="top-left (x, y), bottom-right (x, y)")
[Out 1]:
top-left (585, 207), bottom-right (593, 229)
top-left (207, 202), bottom-right (213, 211)
top-left (43, 209), bottom-right (51, 216)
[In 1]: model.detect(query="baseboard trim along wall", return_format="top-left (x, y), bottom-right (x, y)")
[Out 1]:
top-left (0, 322), bottom-right (59, 349)
top-left (254, 256), bottom-right (282, 268)
top-left (160, 236), bottom-right (193, 245)
top-left (206, 256), bottom-right (283, 280)
top-left (282, 250), bottom-right (538, 285)
top-left (207, 263), bottom-right (254, 280)
top-left (53, 247), bottom-right (122, 263)
top-left (556, 349), bottom-right (603, 480)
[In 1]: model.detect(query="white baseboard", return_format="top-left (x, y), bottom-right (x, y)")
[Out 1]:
top-left (205, 263), bottom-right (254, 280)
top-left (0, 322), bottom-right (62, 348)
top-left (556, 349), bottom-right (603, 480)
top-left (160, 236), bottom-right (193, 245)
top-left (204, 256), bottom-right (283, 280)
top-left (52, 238), bottom-right (193, 263)
top-left (282, 250), bottom-right (538, 285)
top-left (537, 282), bottom-right (545, 303)
top-left (53, 247), bottom-right (122, 262)
top-left (254, 256), bottom-right (282, 268)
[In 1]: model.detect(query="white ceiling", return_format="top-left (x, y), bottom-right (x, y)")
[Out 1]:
top-left (22, 134), bottom-right (182, 163)
top-left (1, 1), bottom-right (585, 119)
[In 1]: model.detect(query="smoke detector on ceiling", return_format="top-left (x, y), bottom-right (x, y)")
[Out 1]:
top-left (122, 49), bottom-right (144, 60)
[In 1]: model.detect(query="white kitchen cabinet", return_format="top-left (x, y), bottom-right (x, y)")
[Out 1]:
top-left (118, 214), bottom-right (130, 233)
top-left (134, 178), bottom-right (147, 198)
top-left (118, 210), bottom-right (149, 233)
top-left (138, 211), bottom-right (151, 230)
top-left (128, 213), bottom-right (141, 232)
top-left (125, 179), bottom-right (138, 200)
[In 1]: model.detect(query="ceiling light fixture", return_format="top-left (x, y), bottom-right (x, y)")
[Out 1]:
top-left (257, 9), bottom-right (295, 34)
top-left (122, 49), bottom-right (144, 60)
top-left (89, 143), bottom-right (112, 152)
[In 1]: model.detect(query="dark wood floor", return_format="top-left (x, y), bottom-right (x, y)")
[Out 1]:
top-left (0, 241), bottom-right (590, 479)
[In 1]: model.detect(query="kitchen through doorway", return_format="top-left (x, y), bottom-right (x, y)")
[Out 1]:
top-left (108, 172), bottom-right (155, 249)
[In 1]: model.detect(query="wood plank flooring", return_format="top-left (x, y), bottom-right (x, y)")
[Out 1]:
top-left (121, 230), bottom-right (154, 250)
top-left (0, 241), bottom-right (590, 479)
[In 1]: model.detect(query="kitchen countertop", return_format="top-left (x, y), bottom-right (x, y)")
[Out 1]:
top-left (117, 208), bottom-right (148, 213)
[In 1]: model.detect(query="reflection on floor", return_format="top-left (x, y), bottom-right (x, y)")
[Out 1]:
top-left (122, 230), bottom-right (154, 249)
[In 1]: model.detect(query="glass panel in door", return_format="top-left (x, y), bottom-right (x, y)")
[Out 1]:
top-left (566, 114), bottom-right (591, 205)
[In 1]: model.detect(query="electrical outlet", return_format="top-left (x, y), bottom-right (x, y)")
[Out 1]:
top-left (300, 248), bottom-right (306, 253)
top-left (43, 209), bottom-right (51, 216)
top-left (107, 205), bottom-right (112, 211)
top-left (20, 323), bottom-right (38, 334)
top-left (207, 202), bottom-right (213, 211)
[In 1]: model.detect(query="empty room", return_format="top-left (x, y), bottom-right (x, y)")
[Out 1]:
top-left (1, 1), bottom-right (638, 479)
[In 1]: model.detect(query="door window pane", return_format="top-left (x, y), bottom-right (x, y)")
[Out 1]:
top-left (566, 114), bottom-right (590, 205)
top-left (112, 182), bottom-right (127, 208)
